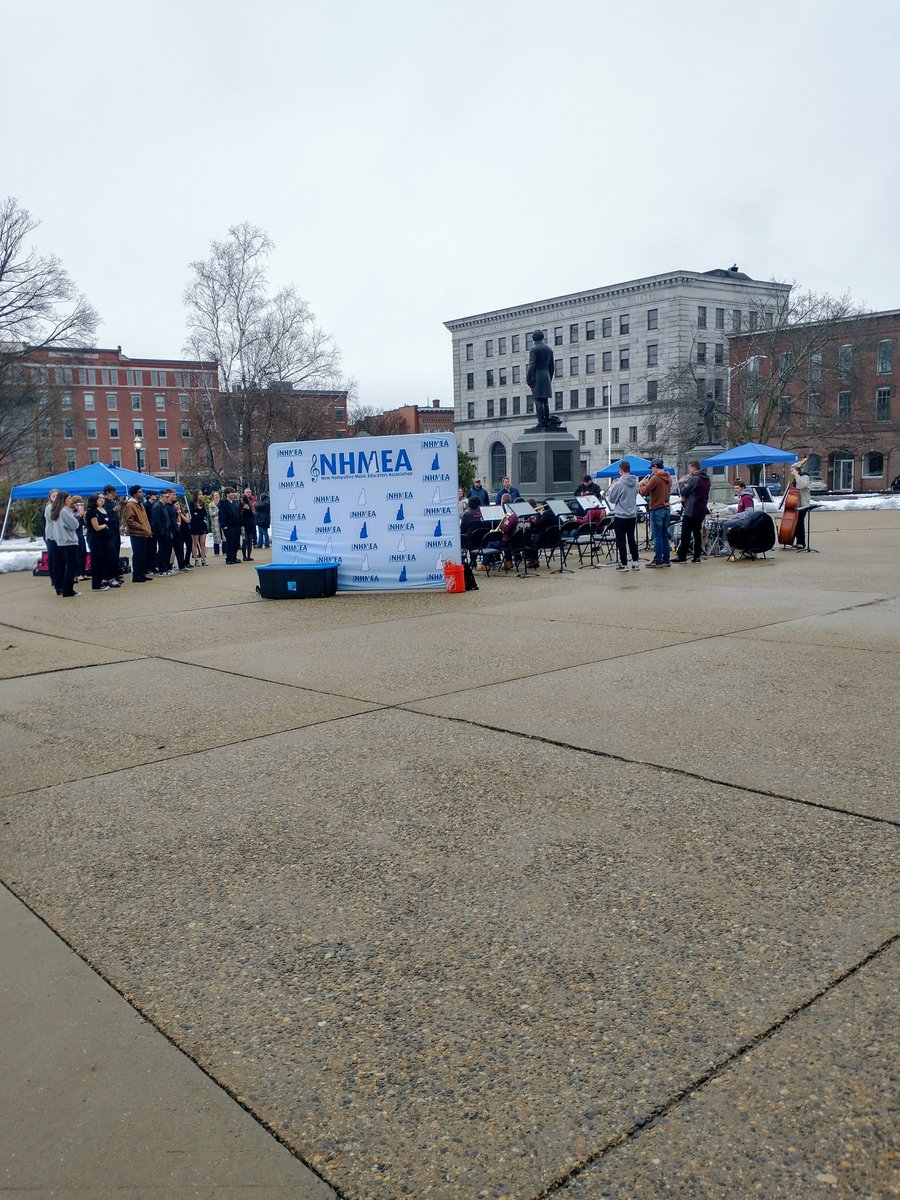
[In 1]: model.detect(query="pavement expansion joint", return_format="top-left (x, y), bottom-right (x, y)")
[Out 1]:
top-left (532, 930), bottom-right (900, 1200)
top-left (401, 709), bottom-right (900, 830)
top-left (0, 879), bottom-right (348, 1200)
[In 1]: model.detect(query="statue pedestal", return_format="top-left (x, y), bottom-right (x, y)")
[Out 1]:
top-left (689, 442), bottom-right (731, 503)
top-left (511, 430), bottom-right (579, 499)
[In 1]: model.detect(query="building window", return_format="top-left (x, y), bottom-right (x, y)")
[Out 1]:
top-left (877, 340), bottom-right (893, 374)
top-left (586, 320), bottom-right (595, 341)
top-left (619, 346), bottom-right (630, 370)
top-left (159, 449), bottom-right (169, 469)
top-left (109, 420), bottom-right (119, 439)
top-left (749, 311), bottom-right (759, 332)
top-left (594, 428), bottom-right (603, 444)
top-left (647, 380), bottom-right (658, 402)
top-left (647, 424), bottom-right (657, 441)
top-left (468, 438), bottom-right (475, 453)
top-left (155, 393), bottom-right (166, 410)
top-left (619, 383), bottom-right (630, 405)
top-left (101, 368), bottom-right (119, 385)
top-left (126, 369), bottom-right (142, 387)
top-left (554, 357), bottom-right (563, 376)
top-left (490, 441), bottom-right (507, 490)
top-left (526, 397), bottom-right (534, 414)
top-left (602, 317), bottom-right (612, 338)
top-left (179, 394), bottom-right (190, 411)
top-left (499, 397), bottom-right (507, 416)
top-left (570, 324), bottom-right (579, 343)
top-left (612, 426), bottom-right (620, 444)
top-left (570, 356), bottom-right (579, 375)
top-left (486, 369), bottom-right (494, 387)
top-left (837, 392), bottom-right (852, 423)
top-left (110, 448), bottom-right (121, 466)
top-left (876, 387), bottom-right (891, 421)
top-left (86, 419), bottom-right (97, 438)
top-left (66, 450), bottom-right (76, 469)
top-left (485, 340), bottom-right (493, 358)
top-left (570, 389), bottom-right (579, 408)
top-left (602, 351), bottom-right (612, 372)
top-left (697, 306), bottom-right (707, 329)
top-left (466, 402), bottom-right (475, 419)
top-left (732, 309), bottom-right (742, 332)
top-left (779, 351), bottom-right (794, 375)
top-left (646, 344), bottom-right (658, 368)
top-left (511, 334), bottom-right (520, 352)
top-left (602, 384), bottom-right (611, 406)
top-left (181, 421), bottom-right (190, 439)
top-left (465, 343), bottom-right (473, 361)
top-left (466, 373), bottom-right (474, 391)
top-left (498, 337), bottom-right (506, 354)
top-left (777, 397), bottom-right (791, 426)
top-left (131, 393), bottom-right (141, 410)
top-left (629, 425), bottom-right (638, 443)
top-left (554, 326), bottom-right (563, 346)
top-left (619, 314), bottom-right (629, 335)
top-left (61, 392), bottom-right (72, 409)
top-left (499, 367), bottom-right (507, 386)
top-left (714, 343), bottom-right (724, 366)
top-left (806, 351), bottom-right (822, 382)
top-left (150, 370), bottom-right (168, 387)
top-left (79, 367), bottom-right (97, 385)
top-left (133, 419), bottom-right (143, 438)
top-left (89, 447), bottom-right (100, 463)
top-left (586, 387), bottom-right (596, 407)
top-left (84, 392), bottom-right (95, 410)
top-left (512, 364), bottom-right (520, 384)
top-left (486, 398), bottom-right (495, 417)
top-left (63, 420), bottom-right (74, 438)
top-left (696, 343), bottom-right (707, 365)
top-left (714, 378), bottom-right (723, 401)
top-left (838, 344), bottom-right (854, 377)
top-left (157, 419), bottom-right (167, 438)
top-left (585, 353), bottom-right (596, 374)
top-left (512, 396), bottom-right (521, 414)
top-left (106, 392), bottom-right (117, 410)
top-left (55, 366), bottom-right (74, 385)
top-left (807, 394), bottom-right (822, 425)
top-left (554, 392), bottom-right (563, 411)
top-left (334, 407), bottom-right (345, 423)
top-left (715, 307), bottom-right (725, 330)
top-left (863, 451), bottom-right (884, 477)
top-left (647, 308), bottom-right (658, 330)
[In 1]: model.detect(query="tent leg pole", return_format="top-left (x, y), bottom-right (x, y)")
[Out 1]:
top-left (0, 494), bottom-right (13, 543)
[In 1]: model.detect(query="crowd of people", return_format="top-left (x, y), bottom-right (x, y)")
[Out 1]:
top-left (40, 485), bottom-right (272, 597)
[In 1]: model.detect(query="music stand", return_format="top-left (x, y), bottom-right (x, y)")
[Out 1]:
top-left (545, 500), bottom-right (575, 572)
top-left (798, 504), bottom-right (821, 553)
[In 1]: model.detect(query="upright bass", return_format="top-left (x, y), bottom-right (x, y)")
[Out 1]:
top-left (777, 457), bottom-right (807, 546)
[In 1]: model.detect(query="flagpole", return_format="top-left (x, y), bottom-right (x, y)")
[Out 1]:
top-left (607, 384), bottom-right (612, 464)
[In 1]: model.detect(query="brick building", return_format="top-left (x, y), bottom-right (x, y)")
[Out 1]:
top-left (729, 309), bottom-right (899, 492)
top-left (23, 345), bottom-right (216, 481)
top-left (385, 400), bottom-right (455, 435)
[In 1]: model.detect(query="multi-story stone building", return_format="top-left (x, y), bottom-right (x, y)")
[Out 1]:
top-left (445, 267), bottom-right (789, 491)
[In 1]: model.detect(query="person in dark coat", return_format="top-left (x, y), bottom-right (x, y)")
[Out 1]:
top-left (467, 480), bottom-right (490, 507)
top-left (151, 490), bottom-right (175, 575)
top-left (254, 493), bottom-right (271, 549)
top-left (575, 475), bottom-right (603, 499)
top-left (675, 461), bottom-right (711, 563)
top-left (102, 485), bottom-right (123, 579)
top-left (218, 489), bottom-right (242, 564)
top-left (239, 488), bottom-right (256, 561)
top-left (526, 329), bottom-right (556, 427)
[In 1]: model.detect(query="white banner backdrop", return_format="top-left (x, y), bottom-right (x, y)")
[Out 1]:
top-left (267, 434), bottom-right (461, 591)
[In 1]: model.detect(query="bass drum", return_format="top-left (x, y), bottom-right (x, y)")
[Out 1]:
top-left (667, 517), bottom-right (682, 549)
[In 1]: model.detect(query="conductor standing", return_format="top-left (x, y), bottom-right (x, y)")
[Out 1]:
top-left (526, 330), bottom-right (556, 428)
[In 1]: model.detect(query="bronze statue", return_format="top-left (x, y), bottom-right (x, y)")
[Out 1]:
top-left (526, 330), bottom-right (560, 430)
top-left (700, 392), bottom-right (719, 443)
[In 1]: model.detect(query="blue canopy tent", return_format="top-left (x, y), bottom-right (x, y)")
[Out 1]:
top-left (594, 455), bottom-right (675, 478)
top-left (700, 442), bottom-right (799, 472)
top-left (1, 464), bottom-right (184, 541)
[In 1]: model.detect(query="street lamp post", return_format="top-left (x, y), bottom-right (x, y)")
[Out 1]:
top-left (134, 435), bottom-right (143, 472)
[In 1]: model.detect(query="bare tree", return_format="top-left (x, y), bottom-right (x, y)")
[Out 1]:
top-left (0, 197), bottom-right (99, 473)
top-left (348, 403), bottom-right (407, 437)
top-left (183, 222), bottom-right (344, 486)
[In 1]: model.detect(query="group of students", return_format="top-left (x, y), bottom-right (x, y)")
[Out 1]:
top-left (41, 484), bottom-right (273, 597)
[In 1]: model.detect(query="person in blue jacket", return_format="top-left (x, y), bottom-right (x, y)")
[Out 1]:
top-left (494, 476), bottom-right (521, 504)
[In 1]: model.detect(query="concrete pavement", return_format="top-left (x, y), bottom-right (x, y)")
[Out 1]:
top-left (1, 510), bottom-right (898, 1199)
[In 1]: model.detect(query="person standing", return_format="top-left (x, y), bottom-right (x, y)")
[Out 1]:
top-left (494, 476), bottom-right (521, 505)
top-left (219, 489), bottom-right (242, 564)
top-left (43, 489), bottom-right (61, 594)
top-left (606, 460), bottom-right (641, 571)
top-left (189, 491), bottom-right (209, 565)
top-left (122, 485), bottom-right (153, 582)
top-left (152, 490), bottom-right (175, 576)
top-left (675, 461), bottom-right (711, 564)
top-left (467, 479), bottom-right (490, 506)
top-left (53, 493), bottom-right (81, 597)
top-left (102, 485), bottom-right (123, 581)
top-left (85, 494), bottom-right (118, 591)
top-left (254, 493), bottom-right (270, 549)
top-left (207, 490), bottom-right (222, 556)
top-left (239, 488), bottom-right (256, 561)
top-left (787, 461), bottom-right (812, 549)
top-left (639, 460), bottom-right (672, 568)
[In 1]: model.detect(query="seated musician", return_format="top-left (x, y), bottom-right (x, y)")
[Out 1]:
top-left (733, 479), bottom-right (755, 513)
top-left (460, 496), bottom-right (486, 565)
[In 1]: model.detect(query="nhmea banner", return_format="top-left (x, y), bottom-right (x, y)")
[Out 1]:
top-left (267, 434), bottom-right (461, 591)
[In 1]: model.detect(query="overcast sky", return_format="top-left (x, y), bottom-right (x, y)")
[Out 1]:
top-left (5, 0), bottom-right (899, 410)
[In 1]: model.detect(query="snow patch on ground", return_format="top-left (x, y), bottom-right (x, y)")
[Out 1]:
top-left (0, 538), bottom-right (44, 573)
top-left (815, 495), bottom-right (900, 511)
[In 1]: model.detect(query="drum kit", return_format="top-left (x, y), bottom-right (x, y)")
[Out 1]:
top-left (702, 504), bottom-right (732, 557)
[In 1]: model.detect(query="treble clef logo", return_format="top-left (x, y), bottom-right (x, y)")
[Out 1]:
top-left (310, 453), bottom-right (320, 483)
